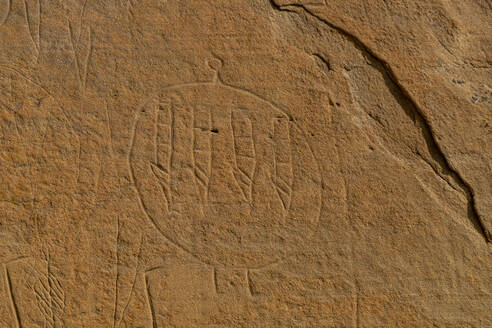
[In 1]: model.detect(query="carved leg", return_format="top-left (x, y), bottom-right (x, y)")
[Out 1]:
top-left (144, 262), bottom-right (216, 327)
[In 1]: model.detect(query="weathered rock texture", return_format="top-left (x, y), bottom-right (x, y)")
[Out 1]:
top-left (0, 0), bottom-right (491, 327)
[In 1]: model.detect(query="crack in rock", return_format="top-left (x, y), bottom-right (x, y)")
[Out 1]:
top-left (270, 0), bottom-right (491, 243)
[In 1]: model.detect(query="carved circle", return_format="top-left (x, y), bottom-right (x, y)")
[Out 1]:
top-left (131, 82), bottom-right (322, 268)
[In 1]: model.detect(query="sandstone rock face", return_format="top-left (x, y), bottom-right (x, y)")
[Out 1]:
top-left (0, 1), bottom-right (490, 327)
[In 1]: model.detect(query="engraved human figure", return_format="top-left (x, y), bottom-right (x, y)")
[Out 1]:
top-left (128, 59), bottom-right (322, 325)
top-left (0, 69), bottom-right (76, 328)
top-left (2, 255), bottom-right (65, 328)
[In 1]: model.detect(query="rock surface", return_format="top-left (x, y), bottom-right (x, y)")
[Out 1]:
top-left (0, 0), bottom-right (490, 326)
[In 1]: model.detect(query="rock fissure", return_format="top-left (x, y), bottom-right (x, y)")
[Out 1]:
top-left (270, 0), bottom-right (490, 242)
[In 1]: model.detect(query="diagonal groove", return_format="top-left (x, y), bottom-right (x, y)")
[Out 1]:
top-left (270, 0), bottom-right (490, 242)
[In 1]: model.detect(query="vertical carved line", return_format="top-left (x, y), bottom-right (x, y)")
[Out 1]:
top-left (272, 117), bottom-right (293, 212)
top-left (116, 236), bottom-right (143, 328)
top-left (206, 106), bottom-right (212, 202)
top-left (231, 108), bottom-right (255, 204)
top-left (112, 214), bottom-right (121, 328)
top-left (193, 104), bottom-right (212, 203)
top-left (0, 0), bottom-right (11, 27)
top-left (231, 108), bottom-right (249, 202)
top-left (81, 26), bottom-right (92, 90)
top-left (191, 104), bottom-right (202, 206)
top-left (36, 0), bottom-right (40, 55)
top-left (23, 0), bottom-right (40, 55)
top-left (246, 269), bottom-right (254, 297)
top-left (153, 104), bottom-right (158, 164)
top-left (67, 21), bottom-right (82, 88)
top-left (144, 274), bottom-right (157, 328)
top-left (168, 101), bottom-right (175, 213)
top-left (3, 264), bottom-right (21, 328)
top-left (213, 267), bottom-right (218, 294)
top-left (154, 101), bottom-right (172, 213)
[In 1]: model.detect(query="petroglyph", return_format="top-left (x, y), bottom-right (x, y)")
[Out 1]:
top-left (130, 60), bottom-right (322, 268)
top-left (1, 0), bottom-right (491, 326)
top-left (2, 256), bottom-right (65, 328)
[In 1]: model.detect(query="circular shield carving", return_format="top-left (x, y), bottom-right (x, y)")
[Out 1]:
top-left (130, 70), bottom-right (322, 268)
